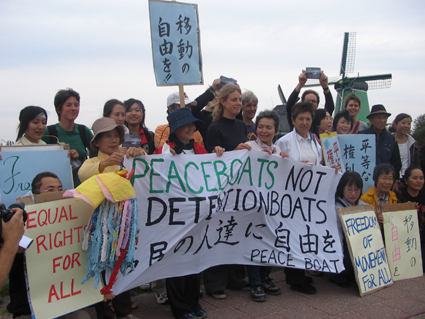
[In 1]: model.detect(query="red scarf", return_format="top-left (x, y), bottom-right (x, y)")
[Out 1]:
top-left (156, 141), bottom-right (207, 154)
top-left (138, 128), bottom-right (148, 145)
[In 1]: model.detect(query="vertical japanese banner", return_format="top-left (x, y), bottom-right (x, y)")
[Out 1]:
top-left (338, 205), bottom-right (392, 297)
top-left (24, 198), bottom-right (102, 318)
top-left (338, 135), bottom-right (375, 193)
top-left (382, 203), bottom-right (423, 281)
top-left (320, 132), bottom-right (345, 173)
top-left (149, 0), bottom-right (203, 86)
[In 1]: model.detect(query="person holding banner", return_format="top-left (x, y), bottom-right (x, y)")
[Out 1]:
top-left (205, 84), bottom-right (249, 153)
top-left (154, 107), bottom-right (223, 319)
top-left (78, 117), bottom-right (142, 319)
top-left (204, 84), bottom-right (249, 300)
top-left (332, 110), bottom-right (354, 135)
top-left (390, 113), bottom-right (420, 177)
top-left (332, 171), bottom-right (367, 288)
top-left (360, 164), bottom-right (398, 223)
top-left (154, 92), bottom-right (204, 149)
top-left (344, 93), bottom-right (368, 134)
top-left (43, 88), bottom-right (94, 187)
top-left (242, 109), bottom-right (286, 302)
top-left (15, 106), bottom-right (48, 145)
top-left (275, 100), bottom-right (322, 294)
top-left (396, 166), bottom-right (425, 270)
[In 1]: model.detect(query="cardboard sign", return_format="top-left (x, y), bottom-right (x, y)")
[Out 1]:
top-left (338, 205), bottom-right (392, 296)
top-left (149, 0), bottom-right (203, 86)
top-left (0, 147), bottom-right (73, 206)
top-left (382, 203), bottom-right (423, 281)
top-left (108, 150), bottom-right (344, 295)
top-left (24, 198), bottom-right (102, 318)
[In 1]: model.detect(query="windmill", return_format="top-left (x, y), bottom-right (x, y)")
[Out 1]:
top-left (304, 32), bottom-right (392, 122)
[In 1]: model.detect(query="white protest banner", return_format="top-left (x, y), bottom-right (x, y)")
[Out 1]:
top-left (0, 147), bottom-right (73, 206)
top-left (382, 203), bottom-right (423, 281)
top-left (338, 205), bottom-right (392, 297)
top-left (320, 132), bottom-right (345, 173)
top-left (149, 0), bottom-right (203, 86)
top-left (338, 134), bottom-right (375, 193)
top-left (108, 150), bottom-right (344, 294)
top-left (24, 198), bottom-right (102, 318)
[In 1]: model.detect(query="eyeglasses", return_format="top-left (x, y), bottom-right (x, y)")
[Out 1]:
top-left (40, 187), bottom-right (65, 193)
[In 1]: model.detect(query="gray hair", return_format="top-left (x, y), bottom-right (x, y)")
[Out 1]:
top-left (242, 90), bottom-right (258, 106)
top-left (255, 110), bottom-right (280, 133)
top-left (373, 164), bottom-right (395, 186)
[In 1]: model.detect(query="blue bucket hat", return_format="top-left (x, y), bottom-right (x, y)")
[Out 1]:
top-left (167, 108), bottom-right (202, 134)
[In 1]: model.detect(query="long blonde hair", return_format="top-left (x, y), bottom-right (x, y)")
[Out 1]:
top-left (212, 84), bottom-right (242, 121)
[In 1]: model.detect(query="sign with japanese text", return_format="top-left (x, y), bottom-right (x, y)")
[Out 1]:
top-left (0, 148), bottom-right (73, 206)
top-left (149, 0), bottom-right (203, 86)
top-left (109, 150), bottom-right (344, 294)
top-left (338, 205), bottom-right (392, 297)
top-left (320, 132), bottom-right (345, 173)
top-left (24, 198), bottom-right (102, 319)
top-left (338, 135), bottom-right (375, 193)
top-left (382, 203), bottom-right (423, 281)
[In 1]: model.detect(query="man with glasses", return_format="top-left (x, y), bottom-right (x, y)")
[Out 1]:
top-left (32, 171), bottom-right (64, 194)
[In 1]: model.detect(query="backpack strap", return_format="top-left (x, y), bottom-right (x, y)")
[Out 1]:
top-left (47, 124), bottom-right (59, 144)
top-left (77, 124), bottom-right (89, 150)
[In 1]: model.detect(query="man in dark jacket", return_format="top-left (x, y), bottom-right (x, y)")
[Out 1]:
top-left (359, 104), bottom-right (402, 180)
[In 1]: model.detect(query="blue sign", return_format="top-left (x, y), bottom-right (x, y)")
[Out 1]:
top-left (0, 149), bottom-right (73, 206)
top-left (338, 134), bottom-right (376, 193)
top-left (149, 0), bottom-right (203, 86)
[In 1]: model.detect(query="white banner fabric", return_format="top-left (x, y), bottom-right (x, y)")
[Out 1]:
top-left (111, 150), bottom-right (343, 294)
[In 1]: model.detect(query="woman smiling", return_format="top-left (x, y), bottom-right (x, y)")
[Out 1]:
top-left (16, 106), bottom-right (48, 145)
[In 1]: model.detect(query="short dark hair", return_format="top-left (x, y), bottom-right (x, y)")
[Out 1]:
top-left (291, 101), bottom-right (314, 121)
top-left (255, 110), bottom-right (279, 133)
top-left (373, 164), bottom-right (395, 186)
top-left (103, 99), bottom-right (124, 117)
top-left (332, 110), bottom-right (354, 132)
top-left (32, 172), bottom-right (61, 195)
top-left (301, 90), bottom-right (320, 104)
top-left (16, 106), bottom-right (48, 142)
top-left (344, 93), bottom-right (361, 109)
top-left (335, 171), bottom-right (363, 204)
top-left (54, 88), bottom-right (80, 121)
top-left (311, 109), bottom-right (328, 136)
top-left (123, 98), bottom-right (149, 131)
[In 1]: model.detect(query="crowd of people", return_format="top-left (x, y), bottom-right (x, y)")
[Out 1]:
top-left (1, 71), bottom-right (425, 319)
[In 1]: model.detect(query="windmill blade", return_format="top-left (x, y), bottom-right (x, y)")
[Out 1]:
top-left (277, 84), bottom-right (287, 104)
top-left (335, 74), bottom-right (392, 91)
top-left (340, 32), bottom-right (356, 78)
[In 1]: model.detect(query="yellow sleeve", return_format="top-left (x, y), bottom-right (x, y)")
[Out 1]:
top-left (78, 157), bottom-right (101, 183)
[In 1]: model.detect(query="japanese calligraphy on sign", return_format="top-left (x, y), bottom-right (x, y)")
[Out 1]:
top-left (149, 0), bottom-right (203, 86)
top-left (107, 150), bottom-right (344, 295)
top-left (382, 203), bottom-right (423, 281)
top-left (320, 132), bottom-right (345, 173)
top-left (337, 134), bottom-right (376, 193)
top-left (338, 205), bottom-right (393, 297)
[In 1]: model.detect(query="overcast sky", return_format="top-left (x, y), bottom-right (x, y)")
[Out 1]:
top-left (1, 0), bottom-right (424, 143)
